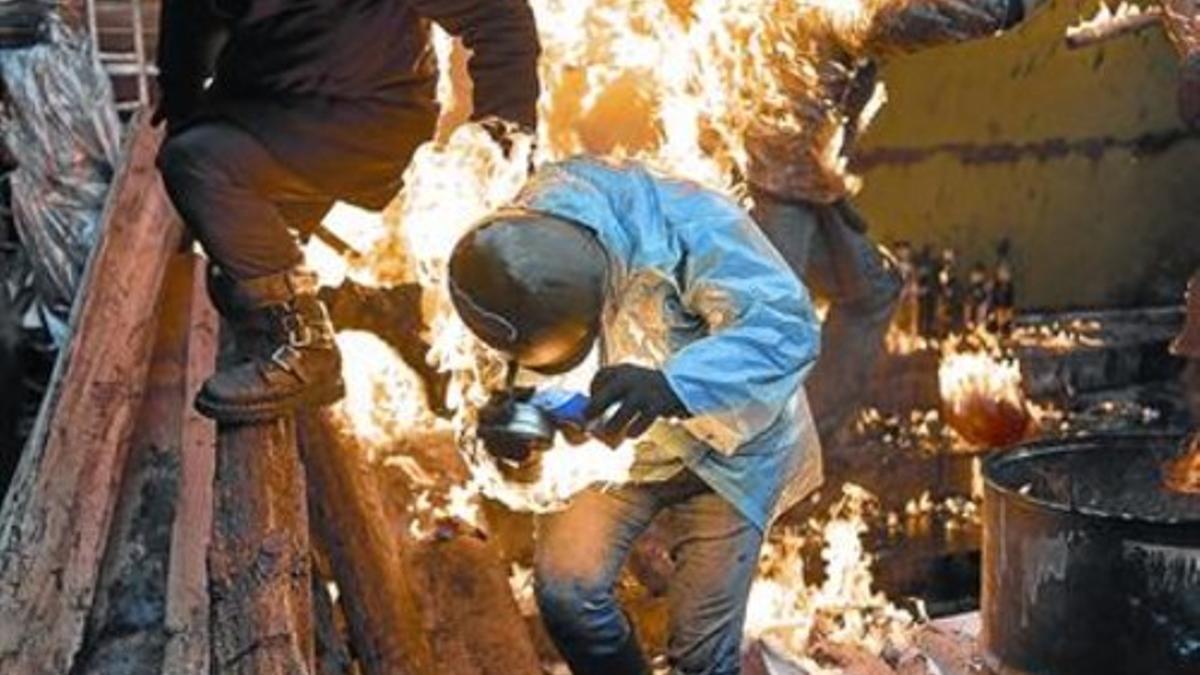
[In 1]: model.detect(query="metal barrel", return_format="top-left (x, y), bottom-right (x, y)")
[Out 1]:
top-left (981, 434), bottom-right (1200, 675)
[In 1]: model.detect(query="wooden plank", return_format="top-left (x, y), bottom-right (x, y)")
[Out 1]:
top-left (209, 409), bottom-right (315, 675)
top-left (73, 252), bottom-right (199, 673)
top-left (408, 535), bottom-right (544, 675)
top-left (297, 411), bottom-right (433, 675)
top-left (0, 116), bottom-right (183, 674)
top-left (162, 254), bottom-right (218, 675)
top-left (374, 429), bottom-right (544, 675)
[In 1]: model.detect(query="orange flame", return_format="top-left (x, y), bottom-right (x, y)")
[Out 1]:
top-left (938, 337), bottom-right (1032, 448)
top-left (745, 484), bottom-right (918, 667)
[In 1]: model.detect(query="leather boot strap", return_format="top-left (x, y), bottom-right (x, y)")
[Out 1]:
top-left (214, 266), bottom-right (321, 311)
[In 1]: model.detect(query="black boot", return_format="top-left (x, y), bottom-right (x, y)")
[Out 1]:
top-left (195, 266), bottom-right (344, 423)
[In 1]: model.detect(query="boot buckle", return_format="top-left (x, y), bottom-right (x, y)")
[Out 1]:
top-left (281, 313), bottom-right (314, 348)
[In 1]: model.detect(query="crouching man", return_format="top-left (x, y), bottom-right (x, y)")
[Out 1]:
top-left (447, 157), bottom-right (823, 674)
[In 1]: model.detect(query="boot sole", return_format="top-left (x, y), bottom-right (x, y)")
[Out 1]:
top-left (194, 380), bottom-right (347, 425)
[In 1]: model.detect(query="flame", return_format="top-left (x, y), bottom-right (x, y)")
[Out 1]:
top-left (938, 336), bottom-right (1032, 447)
top-left (745, 484), bottom-right (917, 667)
top-left (312, 0), bottom-right (911, 515)
top-left (1164, 434), bottom-right (1200, 494)
top-left (1072, 0), bottom-right (1147, 32)
top-left (938, 352), bottom-right (1024, 418)
top-left (330, 331), bottom-right (438, 461)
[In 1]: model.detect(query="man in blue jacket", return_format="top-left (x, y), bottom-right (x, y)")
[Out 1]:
top-left (448, 157), bottom-right (823, 674)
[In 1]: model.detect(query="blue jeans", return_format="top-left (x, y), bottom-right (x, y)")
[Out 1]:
top-left (534, 470), bottom-right (763, 675)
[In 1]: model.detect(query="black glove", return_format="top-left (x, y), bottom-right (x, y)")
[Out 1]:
top-left (478, 116), bottom-right (536, 172)
top-left (584, 365), bottom-right (688, 447)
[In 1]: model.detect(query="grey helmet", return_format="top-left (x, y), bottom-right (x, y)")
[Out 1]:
top-left (449, 210), bottom-right (608, 374)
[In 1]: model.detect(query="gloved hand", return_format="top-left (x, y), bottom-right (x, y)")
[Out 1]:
top-left (585, 365), bottom-right (688, 447)
top-left (477, 116), bottom-right (536, 171)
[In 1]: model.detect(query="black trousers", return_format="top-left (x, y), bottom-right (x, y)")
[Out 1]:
top-left (158, 121), bottom-right (356, 281)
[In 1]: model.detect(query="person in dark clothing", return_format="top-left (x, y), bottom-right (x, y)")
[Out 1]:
top-left (155, 0), bottom-right (541, 422)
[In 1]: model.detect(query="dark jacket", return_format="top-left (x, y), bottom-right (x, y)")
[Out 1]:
top-left (157, 0), bottom-right (540, 207)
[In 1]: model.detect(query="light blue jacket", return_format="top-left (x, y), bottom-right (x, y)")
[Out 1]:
top-left (514, 157), bottom-right (824, 531)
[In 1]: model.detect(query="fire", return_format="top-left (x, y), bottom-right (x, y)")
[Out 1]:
top-left (938, 337), bottom-right (1033, 447)
top-left (330, 330), bottom-right (438, 461)
top-left (314, 0), bottom-right (894, 514)
top-left (1164, 434), bottom-right (1200, 494)
top-left (745, 484), bottom-right (917, 668)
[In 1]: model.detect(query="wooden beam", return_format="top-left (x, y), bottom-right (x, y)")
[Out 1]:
top-left (162, 255), bottom-right (219, 675)
top-left (0, 117), bottom-right (184, 674)
top-left (408, 535), bottom-right (544, 675)
top-left (296, 410), bottom-right (434, 675)
top-left (73, 252), bottom-right (203, 673)
top-left (209, 409), bottom-right (315, 675)
top-left (377, 429), bottom-right (545, 675)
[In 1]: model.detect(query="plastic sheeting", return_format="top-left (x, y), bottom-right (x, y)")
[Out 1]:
top-left (0, 14), bottom-right (120, 344)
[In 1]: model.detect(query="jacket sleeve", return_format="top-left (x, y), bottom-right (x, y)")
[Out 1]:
top-left (862, 0), bottom-right (1038, 57)
top-left (661, 188), bottom-right (821, 455)
top-left (156, 0), bottom-right (227, 123)
top-left (411, 0), bottom-right (541, 130)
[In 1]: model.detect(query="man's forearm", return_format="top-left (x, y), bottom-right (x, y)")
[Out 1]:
top-left (865, 0), bottom-right (1048, 56)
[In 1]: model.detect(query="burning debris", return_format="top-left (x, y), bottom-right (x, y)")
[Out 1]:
top-left (746, 485), bottom-right (920, 668)
top-left (937, 340), bottom-right (1033, 448)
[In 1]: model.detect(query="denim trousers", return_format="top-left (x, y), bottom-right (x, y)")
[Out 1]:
top-left (534, 470), bottom-right (763, 675)
top-left (749, 190), bottom-right (902, 448)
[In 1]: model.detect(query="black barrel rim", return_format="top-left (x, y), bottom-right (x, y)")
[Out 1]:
top-left (982, 432), bottom-right (1200, 525)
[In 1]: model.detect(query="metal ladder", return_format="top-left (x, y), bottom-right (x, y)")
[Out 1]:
top-left (85, 0), bottom-right (155, 113)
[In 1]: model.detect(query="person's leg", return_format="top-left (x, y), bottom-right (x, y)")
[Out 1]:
top-left (158, 122), bottom-right (343, 421)
top-left (534, 485), bottom-right (661, 675)
top-left (748, 189), bottom-right (821, 283)
top-left (158, 121), bottom-right (332, 280)
top-left (662, 474), bottom-right (763, 675)
top-left (799, 201), bottom-right (902, 448)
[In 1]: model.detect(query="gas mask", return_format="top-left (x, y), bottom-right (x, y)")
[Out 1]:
top-left (474, 364), bottom-right (622, 464)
